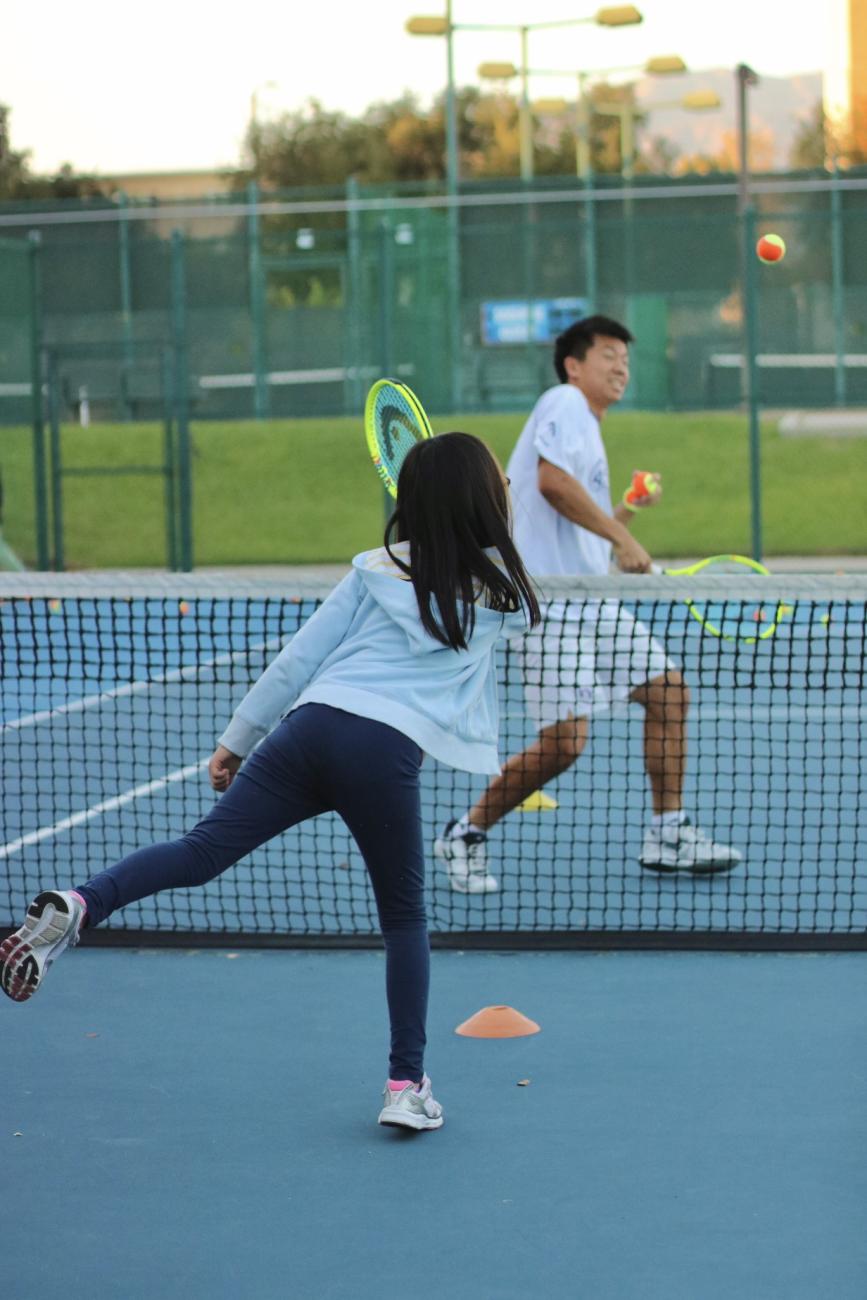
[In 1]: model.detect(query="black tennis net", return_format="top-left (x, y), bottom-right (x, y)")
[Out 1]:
top-left (1, 571), bottom-right (865, 949)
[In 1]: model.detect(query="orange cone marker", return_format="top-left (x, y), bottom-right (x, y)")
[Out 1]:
top-left (455, 1005), bottom-right (541, 1038)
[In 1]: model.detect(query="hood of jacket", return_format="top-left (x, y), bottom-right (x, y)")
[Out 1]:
top-left (352, 544), bottom-right (528, 657)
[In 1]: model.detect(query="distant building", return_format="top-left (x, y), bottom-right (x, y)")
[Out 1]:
top-left (100, 168), bottom-right (244, 237)
top-left (103, 168), bottom-right (238, 202)
top-left (824, 0), bottom-right (867, 157)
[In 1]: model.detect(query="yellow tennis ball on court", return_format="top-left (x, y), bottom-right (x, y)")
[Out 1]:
top-left (48, 598), bottom-right (61, 613)
top-left (179, 600), bottom-right (190, 615)
top-left (756, 233), bottom-right (786, 263)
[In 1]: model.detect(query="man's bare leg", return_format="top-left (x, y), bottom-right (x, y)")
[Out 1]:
top-left (629, 671), bottom-right (689, 814)
top-left (467, 715), bottom-right (589, 832)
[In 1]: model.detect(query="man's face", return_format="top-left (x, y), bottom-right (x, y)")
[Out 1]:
top-left (564, 335), bottom-right (630, 411)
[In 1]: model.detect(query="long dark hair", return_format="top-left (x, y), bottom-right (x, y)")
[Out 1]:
top-left (385, 432), bottom-right (540, 651)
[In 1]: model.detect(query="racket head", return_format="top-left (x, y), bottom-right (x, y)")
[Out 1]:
top-left (662, 554), bottom-right (786, 644)
top-left (364, 379), bottom-right (434, 499)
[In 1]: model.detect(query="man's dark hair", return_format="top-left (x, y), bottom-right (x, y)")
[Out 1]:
top-left (553, 314), bottom-right (634, 383)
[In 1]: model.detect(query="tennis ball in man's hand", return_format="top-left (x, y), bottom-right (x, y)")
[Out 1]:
top-left (756, 233), bottom-right (786, 263)
top-left (624, 470), bottom-right (661, 506)
top-left (633, 471), bottom-right (661, 497)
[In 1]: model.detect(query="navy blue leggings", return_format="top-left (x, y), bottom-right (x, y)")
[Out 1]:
top-left (77, 705), bottom-right (429, 1081)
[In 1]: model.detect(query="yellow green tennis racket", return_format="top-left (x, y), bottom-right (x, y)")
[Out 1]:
top-left (364, 378), bottom-right (434, 499)
top-left (654, 554), bottom-right (789, 644)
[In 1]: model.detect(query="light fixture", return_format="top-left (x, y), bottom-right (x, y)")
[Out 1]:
top-left (405, 16), bottom-right (449, 35)
top-left (595, 6), bottom-right (643, 26)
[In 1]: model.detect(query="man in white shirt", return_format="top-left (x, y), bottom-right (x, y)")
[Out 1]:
top-left (435, 314), bottom-right (742, 893)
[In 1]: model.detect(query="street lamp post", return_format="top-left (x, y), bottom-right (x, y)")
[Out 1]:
top-left (479, 49), bottom-right (688, 309)
top-left (409, 6), bottom-right (644, 184)
top-left (406, 5), bottom-right (642, 407)
top-left (481, 56), bottom-right (689, 179)
top-left (405, 11), bottom-right (462, 408)
top-left (591, 89), bottom-right (720, 316)
top-left (592, 88), bottom-right (721, 179)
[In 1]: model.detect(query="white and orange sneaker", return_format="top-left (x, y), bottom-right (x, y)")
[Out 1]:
top-left (0, 890), bottom-right (86, 1003)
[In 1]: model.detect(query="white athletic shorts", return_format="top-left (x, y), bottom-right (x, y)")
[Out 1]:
top-left (518, 599), bottom-right (677, 727)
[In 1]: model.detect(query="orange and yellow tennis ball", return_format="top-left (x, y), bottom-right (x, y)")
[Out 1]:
top-left (756, 233), bottom-right (786, 264)
top-left (626, 470), bottom-right (661, 505)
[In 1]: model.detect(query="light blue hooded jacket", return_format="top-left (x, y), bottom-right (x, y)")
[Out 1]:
top-left (218, 543), bottom-right (531, 775)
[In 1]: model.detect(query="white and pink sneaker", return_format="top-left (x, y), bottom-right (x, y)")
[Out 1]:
top-left (378, 1075), bottom-right (444, 1131)
top-left (0, 890), bottom-right (86, 1002)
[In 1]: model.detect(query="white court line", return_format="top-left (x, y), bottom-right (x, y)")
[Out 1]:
top-left (0, 759), bottom-right (209, 860)
top-left (1, 636), bottom-right (286, 735)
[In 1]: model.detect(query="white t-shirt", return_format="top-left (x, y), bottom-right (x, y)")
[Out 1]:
top-left (507, 383), bottom-right (612, 577)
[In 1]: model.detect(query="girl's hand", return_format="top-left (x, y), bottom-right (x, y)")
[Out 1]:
top-left (209, 745), bottom-right (242, 792)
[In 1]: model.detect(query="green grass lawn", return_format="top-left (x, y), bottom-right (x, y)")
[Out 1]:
top-left (0, 411), bottom-right (864, 569)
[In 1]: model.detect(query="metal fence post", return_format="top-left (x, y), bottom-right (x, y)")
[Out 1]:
top-left (742, 204), bottom-right (762, 562)
top-left (345, 175), bottom-right (364, 416)
top-left (830, 163), bottom-right (847, 408)
top-left (46, 350), bottom-right (64, 570)
top-left (27, 231), bottom-right (50, 570)
top-left (378, 217), bottom-right (395, 377)
top-left (117, 190), bottom-right (134, 421)
top-left (161, 346), bottom-right (179, 571)
top-left (247, 180), bottom-right (269, 419)
top-left (736, 63), bottom-right (762, 563)
top-left (170, 230), bottom-right (194, 571)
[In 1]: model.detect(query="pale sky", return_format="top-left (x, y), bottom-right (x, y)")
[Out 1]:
top-left (2, 0), bottom-right (842, 176)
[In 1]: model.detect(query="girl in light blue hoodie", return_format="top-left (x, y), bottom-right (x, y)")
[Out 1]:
top-left (1, 433), bottom-right (540, 1132)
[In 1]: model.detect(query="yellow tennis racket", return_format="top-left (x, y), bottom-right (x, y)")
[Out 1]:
top-left (364, 378), bottom-right (434, 499)
top-left (654, 554), bottom-right (789, 644)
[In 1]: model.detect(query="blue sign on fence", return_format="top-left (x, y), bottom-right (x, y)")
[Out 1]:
top-left (480, 297), bottom-right (588, 346)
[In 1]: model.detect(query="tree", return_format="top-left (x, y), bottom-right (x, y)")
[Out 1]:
top-left (789, 99), bottom-right (867, 170)
top-left (0, 104), bottom-right (104, 201)
top-left (637, 134), bottom-right (681, 175)
top-left (0, 104), bottom-right (31, 198)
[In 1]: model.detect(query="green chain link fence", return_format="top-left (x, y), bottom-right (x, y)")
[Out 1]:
top-left (1, 170), bottom-right (866, 568)
top-left (1, 169), bottom-right (865, 429)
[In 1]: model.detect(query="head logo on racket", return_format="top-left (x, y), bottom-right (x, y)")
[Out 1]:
top-left (364, 379), bottom-right (434, 499)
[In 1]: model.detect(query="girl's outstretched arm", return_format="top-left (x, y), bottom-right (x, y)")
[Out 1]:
top-left (219, 570), bottom-right (364, 759)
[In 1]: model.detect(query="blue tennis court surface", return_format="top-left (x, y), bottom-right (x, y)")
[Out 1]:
top-left (2, 581), bottom-right (865, 941)
top-left (4, 947), bottom-right (866, 1299)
